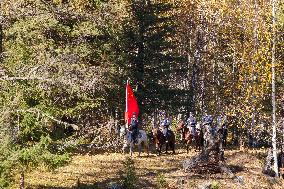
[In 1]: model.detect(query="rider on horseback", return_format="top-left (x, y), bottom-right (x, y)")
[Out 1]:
top-left (186, 112), bottom-right (197, 136)
top-left (160, 113), bottom-right (171, 143)
top-left (129, 112), bottom-right (139, 143)
top-left (202, 111), bottom-right (213, 128)
top-left (202, 111), bottom-right (213, 126)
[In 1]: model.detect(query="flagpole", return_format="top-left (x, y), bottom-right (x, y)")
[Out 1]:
top-left (126, 79), bottom-right (129, 125)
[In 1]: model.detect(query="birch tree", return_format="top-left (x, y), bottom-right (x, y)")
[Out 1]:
top-left (271, 0), bottom-right (278, 177)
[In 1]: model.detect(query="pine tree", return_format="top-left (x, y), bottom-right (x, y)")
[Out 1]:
top-left (123, 0), bottom-right (183, 120)
top-left (0, 0), bottom-right (127, 186)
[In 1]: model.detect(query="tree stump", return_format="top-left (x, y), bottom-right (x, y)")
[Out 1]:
top-left (183, 129), bottom-right (224, 174)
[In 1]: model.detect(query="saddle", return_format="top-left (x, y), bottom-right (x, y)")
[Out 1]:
top-left (132, 131), bottom-right (141, 144)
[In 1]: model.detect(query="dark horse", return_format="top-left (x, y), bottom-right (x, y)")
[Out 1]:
top-left (177, 120), bottom-right (203, 153)
top-left (152, 127), bottom-right (175, 156)
top-left (219, 125), bottom-right (228, 148)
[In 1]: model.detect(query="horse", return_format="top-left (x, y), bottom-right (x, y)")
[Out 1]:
top-left (219, 125), bottom-right (228, 147)
top-left (119, 125), bottom-right (149, 157)
top-left (152, 127), bottom-right (175, 156)
top-left (177, 121), bottom-right (203, 153)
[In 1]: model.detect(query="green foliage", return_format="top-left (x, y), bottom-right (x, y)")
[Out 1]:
top-left (121, 157), bottom-right (138, 189)
top-left (0, 138), bottom-right (15, 188)
top-left (210, 181), bottom-right (220, 189)
top-left (0, 0), bottom-right (284, 187)
top-left (17, 136), bottom-right (70, 170)
top-left (0, 135), bottom-right (70, 187)
top-left (19, 112), bottom-right (47, 142)
top-left (156, 173), bottom-right (168, 188)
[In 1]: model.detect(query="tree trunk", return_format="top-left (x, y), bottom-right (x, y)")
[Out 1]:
top-left (20, 172), bottom-right (25, 189)
top-left (263, 148), bottom-right (276, 176)
top-left (250, 0), bottom-right (259, 148)
top-left (271, 0), bottom-right (278, 177)
top-left (153, 108), bottom-right (157, 128)
top-left (282, 117), bottom-right (284, 156)
top-left (190, 51), bottom-right (197, 113)
top-left (183, 130), bottom-right (224, 173)
top-left (0, 23), bottom-right (2, 63)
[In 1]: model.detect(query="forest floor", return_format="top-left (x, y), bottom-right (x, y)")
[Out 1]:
top-left (13, 146), bottom-right (284, 189)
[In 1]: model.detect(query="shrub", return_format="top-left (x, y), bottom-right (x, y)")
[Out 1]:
top-left (210, 181), bottom-right (220, 189)
top-left (157, 173), bottom-right (168, 188)
top-left (121, 157), bottom-right (137, 189)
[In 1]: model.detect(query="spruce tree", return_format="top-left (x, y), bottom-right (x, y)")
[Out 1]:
top-left (0, 0), bottom-right (126, 187)
top-left (123, 0), bottom-right (183, 120)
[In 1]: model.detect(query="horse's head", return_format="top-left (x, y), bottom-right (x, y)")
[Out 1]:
top-left (176, 120), bottom-right (185, 131)
top-left (120, 126), bottom-right (127, 138)
top-left (151, 127), bottom-right (162, 149)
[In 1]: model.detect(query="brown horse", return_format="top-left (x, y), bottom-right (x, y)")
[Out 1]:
top-left (152, 127), bottom-right (175, 156)
top-left (177, 120), bottom-right (203, 153)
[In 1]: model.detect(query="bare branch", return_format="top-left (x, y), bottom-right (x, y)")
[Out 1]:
top-left (16, 108), bottom-right (79, 130)
top-left (0, 76), bottom-right (52, 82)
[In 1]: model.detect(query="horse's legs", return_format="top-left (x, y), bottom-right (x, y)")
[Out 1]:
top-left (194, 136), bottom-right (198, 152)
top-left (146, 142), bottom-right (150, 156)
top-left (122, 143), bottom-right (127, 154)
top-left (157, 146), bottom-right (161, 156)
top-left (172, 142), bottom-right (175, 154)
top-left (165, 143), bottom-right (168, 154)
top-left (159, 144), bottom-right (163, 156)
top-left (198, 137), bottom-right (202, 151)
top-left (138, 144), bottom-right (141, 157)
top-left (130, 144), bottom-right (133, 156)
top-left (186, 141), bottom-right (189, 154)
top-left (156, 144), bottom-right (161, 156)
top-left (223, 135), bottom-right (227, 148)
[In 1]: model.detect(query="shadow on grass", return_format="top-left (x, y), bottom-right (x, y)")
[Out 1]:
top-left (32, 176), bottom-right (157, 189)
top-left (33, 176), bottom-right (119, 189)
top-left (227, 164), bottom-right (244, 173)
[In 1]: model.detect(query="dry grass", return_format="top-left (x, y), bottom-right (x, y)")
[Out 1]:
top-left (12, 147), bottom-right (284, 189)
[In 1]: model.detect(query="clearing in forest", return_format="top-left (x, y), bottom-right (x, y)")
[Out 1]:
top-left (13, 148), bottom-right (284, 189)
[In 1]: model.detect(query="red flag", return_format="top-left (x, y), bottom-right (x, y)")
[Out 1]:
top-left (125, 82), bottom-right (139, 125)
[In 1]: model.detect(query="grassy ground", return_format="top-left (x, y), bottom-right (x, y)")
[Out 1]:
top-left (13, 146), bottom-right (284, 189)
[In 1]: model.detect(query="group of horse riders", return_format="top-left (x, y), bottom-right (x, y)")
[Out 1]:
top-left (183, 112), bottom-right (228, 139)
top-left (127, 111), bottom-right (228, 145)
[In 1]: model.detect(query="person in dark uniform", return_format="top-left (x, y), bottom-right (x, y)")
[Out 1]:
top-left (186, 112), bottom-right (197, 136)
top-left (129, 112), bottom-right (139, 143)
top-left (202, 111), bottom-right (215, 134)
top-left (202, 111), bottom-right (213, 126)
top-left (160, 113), bottom-right (171, 143)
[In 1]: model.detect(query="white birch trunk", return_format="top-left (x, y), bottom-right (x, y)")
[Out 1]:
top-left (271, 0), bottom-right (279, 177)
